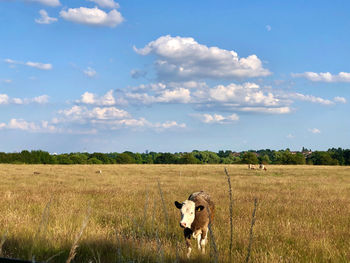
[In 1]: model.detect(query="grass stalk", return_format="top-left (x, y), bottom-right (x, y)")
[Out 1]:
top-left (157, 179), bottom-right (169, 233)
top-left (66, 203), bottom-right (91, 263)
top-left (245, 198), bottom-right (258, 263)
top-left (29, 198), bottom-right (52, 261)
top-left (208, 224), bottom-right (218, 263)
top-left (224, 167), bottom-right (234, 262)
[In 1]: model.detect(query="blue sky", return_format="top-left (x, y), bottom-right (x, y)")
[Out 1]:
top-left (1, 0), bottom-right (349, 153)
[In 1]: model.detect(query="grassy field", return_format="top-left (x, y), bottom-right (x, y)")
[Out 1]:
top-left (0, 164), bottom-right (350, 263)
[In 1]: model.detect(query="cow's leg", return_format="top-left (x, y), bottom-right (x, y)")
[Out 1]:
top-left (184, 228), bottom-right (192, 258)
top-left (200, 229), bottom-right (208, 254)
top-left (186, 237), bottom-right (192, 258)
top-left (196, 233), bottom-right (202, 250)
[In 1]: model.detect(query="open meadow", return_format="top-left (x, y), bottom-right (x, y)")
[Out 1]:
top-left (0, 164), bottom-right (350, 263)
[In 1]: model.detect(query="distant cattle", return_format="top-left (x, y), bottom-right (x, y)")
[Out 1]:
top-left (33, 171), bottom-right (40, 175)
top-left (259, 164), bottom-right (267, 171)
top-left (248, 164), bottom-right (256, 170)
top-left (174, 191), bottom-right (215, 258)
top-left (96, 170), bottom-right (102, 174)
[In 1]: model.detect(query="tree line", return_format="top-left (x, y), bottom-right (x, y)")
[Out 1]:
top-left (0, 148), bottom-right (350, 165)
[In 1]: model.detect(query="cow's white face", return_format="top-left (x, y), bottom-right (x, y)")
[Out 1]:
top-left (175, 200), bottom-right (196, 228)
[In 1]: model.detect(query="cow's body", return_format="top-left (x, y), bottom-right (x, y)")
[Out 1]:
top-left (175, 191), bottom-right (215, 258)
top-left (248, 164), bottom-right (256, 169)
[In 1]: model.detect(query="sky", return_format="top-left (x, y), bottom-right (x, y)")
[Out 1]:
top-left (1, 0), bottom-right (350, 153)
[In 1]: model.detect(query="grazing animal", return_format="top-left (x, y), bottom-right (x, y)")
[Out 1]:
top-left (33, 171), bottom-right (40, 175)
top-left (174, 191), bottom-right (215, 258)
top-left (96, 170), bottom-right (102, 174)
top-left (248, 164), bottom-right (256, 170)
top-left (259, 164), bottom-right (267, 171)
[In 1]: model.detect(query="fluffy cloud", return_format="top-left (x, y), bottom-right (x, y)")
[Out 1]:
top-left (76, 90), bottom-right (128, 106)
top-left (35, 9), bottom-right (58, 24)
top-left (5, 58), bottom-right (52, 70)
top-left (288, 93), bottom-right (334, 105)
top-left (60, 6), bottom-right (124, 27)
top-left (30, 0), bottom-right (61, 7)
top-left (308, 128), bottom-right (321, 134)
top-left (134, 35), bottom-right (271, 80)
top-left (195, 113), bottom-right (239, 124)
top-left (84, 67), bottom-right (97, 78)
top-left (0, 94), bottom-right (49, 105)
top-left (292, 72), bottom-right (350, 83)
top-left (0, 94), bottom-right (9, 104)
top-left (57, 104), bottom-right (186, 131)
top-left (0, 119), bottom-right (57, 132)
top-left (126, 88), bottom-right (191, 104)
top-left (59, 105), bottom-right (130, 121)
top-left (333, 96), bottom-right (347, 103)
top-left (122, 81), bottom-right (343, 114)
top-left (88, 0), bottom-right (120, 9)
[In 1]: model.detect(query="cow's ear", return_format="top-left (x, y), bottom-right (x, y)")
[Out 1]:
top-left (174, 201), bottom-right (183, 209)
top-left (195, 205), bottom-right (204, 212)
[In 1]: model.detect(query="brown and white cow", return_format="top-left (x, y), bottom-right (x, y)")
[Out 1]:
top-left (174, 191), bottom-right (215, 258)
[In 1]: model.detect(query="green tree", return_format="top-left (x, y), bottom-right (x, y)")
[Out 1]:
top-left (242, 152), bottom-right (259, 164)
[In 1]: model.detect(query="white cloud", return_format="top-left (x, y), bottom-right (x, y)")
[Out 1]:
top-left (126, 88), bottom-right (191, 104)
top-left (308, 128), bottom-right (321, 134)
top-left (59, 105), bottom-right (130, 121)
top-left (30, 0), bottom-right (61, 7)
top-left (26, 61), bottom-right (52, 70)
top-left (333, 96), bottom-right (347, 103)
top-left (31, 95), bottom-right (49, 104)
top-left (286, 134), bottom-right (295, 139)
top-left (122, 80), bottom-right (342, 115)
top-left (238, 106), bottom-right (292, 114)
top-left (195, 113), bottom-right (239, 124)
top-left (2, 79), bottom-right (12, 84)
top-left (76, 90), bottom-right (127, 106)
top-left (0, 94), bottom-right (9, 105)
top-left (84, 67), bottom-right (97, 78)
top-left (87, 0), bottom-right (119, 9)
top-left (153, 121), bottom-right (186, 130)
top-left (0, 94), bottom-right (49, 105)
top-left (57, 104), bottom-right (185, 131)
top-left (0, 119), bottom-right (57, 133)
top-left (266, 25), bottom-right (272, 31)
top-left (292, 72), bottom-right (350, 83)
top-left (60, 6), bottom-right (124, 27)
top-left (5, 58), bottom-right (52, 70)
top-left (134, 35), bottom-right (271, 80)
top-left (35, 9), bottom-right (58, 24)
top-left (207, 82), bottom-right (279, 106)
top-left (289, 93), bottom-right (334, 105)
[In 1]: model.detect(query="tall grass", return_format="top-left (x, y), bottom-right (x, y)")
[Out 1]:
top-left (0, 164), bottom-right (350, 262)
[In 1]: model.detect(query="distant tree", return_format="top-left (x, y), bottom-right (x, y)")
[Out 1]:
top-left (193, 151), bottom-right (220, 164)
top-left (116, 153), bottom-right (135, 164)
top-left (69, 153), bottom-right (88, 164)
top-left (56, 154), bottom-right (73, 164)
top-left (310, 151), bottom-right (338, 165)
top-left (259, 154), bottom-right (271, 164)
top-left (242, 152), bottom-right (259, 164)
top-left (87, 157), bottom-right (103, 164)
top-left (154, 153), bottom-right (177, 164)
top-left (178, 153), bottom-right (198, 164)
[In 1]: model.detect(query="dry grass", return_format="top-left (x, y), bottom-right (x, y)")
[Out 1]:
top-left (0, 164), bottom-right (350, 262)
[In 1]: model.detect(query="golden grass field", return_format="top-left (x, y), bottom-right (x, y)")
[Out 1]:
top-left (0, 164), bottom-right (350, 263)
